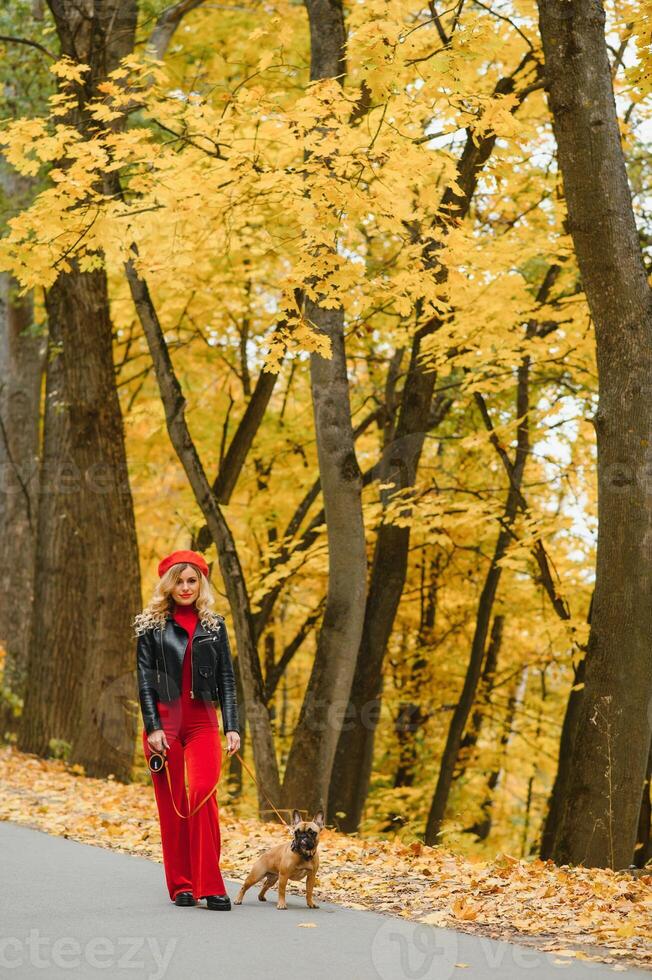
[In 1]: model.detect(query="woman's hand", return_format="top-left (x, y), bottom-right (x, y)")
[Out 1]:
top-left (147, 729), bottom-right (170, 753)
top-left (225, 731), bottom-right (240, 756)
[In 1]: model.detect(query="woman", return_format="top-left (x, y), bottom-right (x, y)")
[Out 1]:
top-left (134, 548), bottom-right (241, 910)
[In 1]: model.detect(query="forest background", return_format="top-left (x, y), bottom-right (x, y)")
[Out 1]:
top-left (0, 0), bottom-right (650, 874)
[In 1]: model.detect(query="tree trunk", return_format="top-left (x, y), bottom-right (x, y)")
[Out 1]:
top-left (280, 0), bottom-right (367, 815)
top-left (424, 348), bottom-right (531, 846)
top-left (325, 325), bottom-right (439, 829)
top-left (19, 264), bottom-right (140, 780)
top-left (522, 668), bottom-right (548, 857)
top-left (189, 323), bottom-right (281, 795)
top-left (325, 54), bottom-right (541, 833)
top-left (464, 672), bottom-right (522, 842)
top-left (125, 259), bottom-right (283, 813)
top-left (0, 225), bottom-right (45, 701)
top-left (634, 740), bottom-right (652, 868)
top-left (392, 551), bottom-right (440, 790)
top-left (539, 594), bottom-right (592, 860)
top-left (280, 294), bottom-right (367, 813)
top-left (537, 0), bottom-right (652, 868)
top-left (453, 613), bottom-right (505, 785)
top-left (18, 1), bottom-right (142, 780)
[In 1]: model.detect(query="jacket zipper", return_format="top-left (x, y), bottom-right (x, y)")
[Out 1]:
top-left (190, 635), bottom-right (194, 698)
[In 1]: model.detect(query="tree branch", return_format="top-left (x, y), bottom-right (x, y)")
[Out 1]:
top-left (0, 34), bottom-right (56, 60)
top-left (146, 0), bottom-right (207, 60)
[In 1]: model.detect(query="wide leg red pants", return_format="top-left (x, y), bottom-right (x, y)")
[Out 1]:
top-left (142, 693), bottom-right (227, 902)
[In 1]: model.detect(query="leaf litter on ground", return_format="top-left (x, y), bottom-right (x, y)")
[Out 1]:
top-left (0, 745), bottom-right (649, 971)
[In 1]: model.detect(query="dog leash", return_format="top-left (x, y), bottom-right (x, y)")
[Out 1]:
top-left (149, 748), bottom-right (290, 826)
top-left (234, 750), bottom-right (290, 828)
top-left (161, 759), bottom-right (218, 819)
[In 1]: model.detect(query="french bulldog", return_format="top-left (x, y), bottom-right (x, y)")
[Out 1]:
top-left (234, 809), bottom-right (324, 910)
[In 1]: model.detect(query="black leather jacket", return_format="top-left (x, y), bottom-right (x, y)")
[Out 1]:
top-left (136, 612), bottom-right (240, 736)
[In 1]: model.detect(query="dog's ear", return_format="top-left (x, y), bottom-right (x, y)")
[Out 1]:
top-left (312, 809), bottom-right (324, 828)
top-left (292, 809), bottom-right (302, 826)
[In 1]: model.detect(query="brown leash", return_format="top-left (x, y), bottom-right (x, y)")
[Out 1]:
top-left (234, 750), bottom-right (290, 827)
top-left (152, 748), bottom-right (290, 826)
top-left (161, 759), bottom-right (218, 819)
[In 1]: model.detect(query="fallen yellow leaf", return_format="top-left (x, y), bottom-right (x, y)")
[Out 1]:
top-left (452, 899), bottom-right (478, 921)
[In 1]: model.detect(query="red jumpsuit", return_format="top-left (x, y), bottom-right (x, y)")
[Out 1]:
top-left (141, 602), bottom-right (227, 901)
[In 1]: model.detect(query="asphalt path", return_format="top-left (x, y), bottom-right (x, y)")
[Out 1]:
top-left (0, 821), bottom-right (647, 979)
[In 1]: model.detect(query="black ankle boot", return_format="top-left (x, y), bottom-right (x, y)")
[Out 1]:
top-left (174, 891), bottom-right (196, 907)
top-left (203, 894), bottom-right (231, 911)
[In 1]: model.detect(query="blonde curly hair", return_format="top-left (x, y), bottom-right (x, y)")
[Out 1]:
top-left (132, 561), bottom-right (223, 636)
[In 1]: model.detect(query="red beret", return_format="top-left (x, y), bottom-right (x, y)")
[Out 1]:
top-left (158, 549), bottom-right (209, 579)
